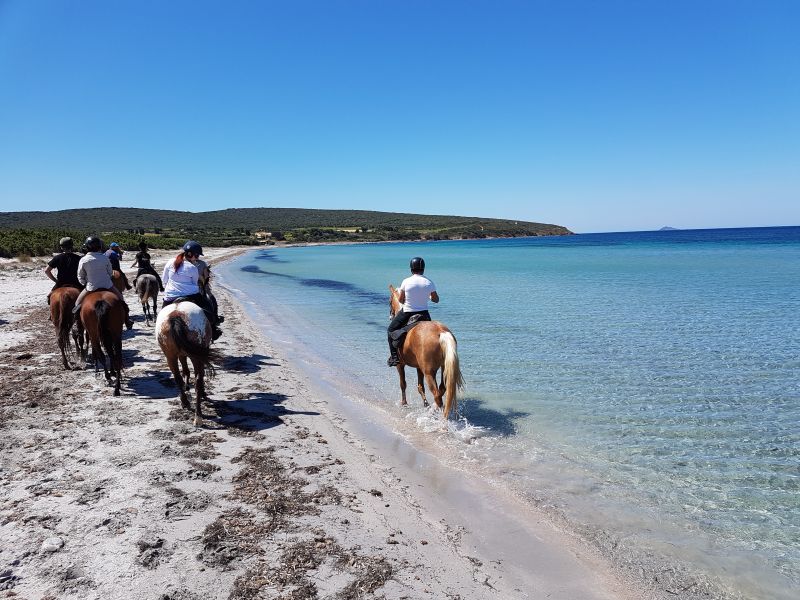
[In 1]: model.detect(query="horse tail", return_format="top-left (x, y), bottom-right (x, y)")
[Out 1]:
top-left (93, 300), bottom-right (112, 367)
top-left (54, 296), bottom-right (73, 355)
top-left (168, 314), bottom-right (220, 377)
top-left (439, 331), bottom-right (464, 419)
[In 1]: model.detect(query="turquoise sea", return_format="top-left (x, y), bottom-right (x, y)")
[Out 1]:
top-left (217, 227), bottom-right (800, 599)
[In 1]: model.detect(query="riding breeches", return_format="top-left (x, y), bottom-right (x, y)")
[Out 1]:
top-left (387, 309), bottom-right (431, 354)
top-left (135, 266), bottom-right (164, 288)
top-left (163, 294), bottom-right (218, 327)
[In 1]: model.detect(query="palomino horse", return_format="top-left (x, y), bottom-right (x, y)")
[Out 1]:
top-left (49, 286), bottom-right (85, 369)
top-left (388, 285), bottom-right (464, 419)
top-left (80, 290), bottom-right (125, 396)
top-left (155, 301), bottom-right (219, 426)
top-left (135, 274), bottom-right (159, 326)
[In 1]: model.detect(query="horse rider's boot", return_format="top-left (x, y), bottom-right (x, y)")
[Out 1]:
top-left (387, 350), bottom-right (400, 367)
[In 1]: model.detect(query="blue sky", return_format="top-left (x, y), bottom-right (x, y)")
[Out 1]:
top-left (0, 1), bottom-right (797, 233)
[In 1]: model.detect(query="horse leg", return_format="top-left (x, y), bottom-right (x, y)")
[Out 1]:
top-left (113, 337), bottom-right (122, 396)
top-left (425, 371), bottom-right (443, 410)
top-left (190, 356), bottom-right (204, 426)
top-left (416, 368), bottom-right (429, 407)
top-left (439, 370), bottom-right (446, 400)
top-left (167, 355), bottom-right (190, 409)
top-left (180, 356), bottom-right (192, 390)
top-left (396, 365), bottom-right (407, 406)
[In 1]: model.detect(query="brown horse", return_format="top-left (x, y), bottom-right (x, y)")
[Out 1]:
top-left (49, 286), bottom-right (85, 369)
top-left (80, 290), bottom-right (125, 396)
top-left (135, 274), bottom-right (159, 326)
top-left (155, 301), bottom-right (219, 426)
top-left (389, 285), bottom-right (464, 419)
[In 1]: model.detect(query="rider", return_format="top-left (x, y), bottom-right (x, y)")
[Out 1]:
top-left (73, 236), bottom-right (134, 329)
top-left (387, 256), bottom-right (439, 366)
top-left (105, 242), bottom-right (132, 291)
top-left (192, 252), bottom-right (224, 325)
top-left (162, 240), bottom-right (223, 340)
top-left (44, 237), bottom-right (83, 304)
top-left (131, 241), bottom-right (165, 291)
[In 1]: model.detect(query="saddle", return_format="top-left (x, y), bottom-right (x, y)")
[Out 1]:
top-left (390, 314), bottom-right (426, 349)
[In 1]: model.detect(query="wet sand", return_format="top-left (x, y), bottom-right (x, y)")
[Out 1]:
top-left (0, 248), bottom-right (656, 599)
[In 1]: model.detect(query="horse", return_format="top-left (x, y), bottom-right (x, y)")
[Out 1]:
top-left (388, 285), bottom-right (464, 419)
top-left (155, 301), bottom-right (219, 426)
top-left (112, 270), bottom-right (127, 294)
top-left (49, 286), bottom-right (85, 369)
top-left (80, 290), bottom-right (125, 396)
top-left (135, 274), bottom-right (159, 326)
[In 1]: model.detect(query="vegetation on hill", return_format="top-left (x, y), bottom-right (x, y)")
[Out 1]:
top-left (0, 207), bottom-right (572, 257)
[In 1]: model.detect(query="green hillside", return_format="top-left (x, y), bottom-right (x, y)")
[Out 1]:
top-left (0, 207), bottom-right (572, 257)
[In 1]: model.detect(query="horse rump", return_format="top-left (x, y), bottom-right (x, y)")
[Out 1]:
top-left (167, 314), bottom-right (221, 377)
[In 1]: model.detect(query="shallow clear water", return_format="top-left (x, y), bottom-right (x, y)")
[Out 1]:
top-left (218, 227), bottom-right (800, 599)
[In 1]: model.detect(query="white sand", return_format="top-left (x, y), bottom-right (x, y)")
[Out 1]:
top-left (0, 248), bottom-right (657, 599)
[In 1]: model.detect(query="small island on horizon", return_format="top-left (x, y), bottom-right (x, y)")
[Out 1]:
top-left (659, 226), bottom-right (680, 231)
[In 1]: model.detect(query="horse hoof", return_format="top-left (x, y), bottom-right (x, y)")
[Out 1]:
top-left (114, 389), bottom-right (120, 397)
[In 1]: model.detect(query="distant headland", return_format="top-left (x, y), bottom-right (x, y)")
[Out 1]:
top-left (0, 207), bottom-right (573, 257)
top-left (659, 226), bottom-right (680, 231)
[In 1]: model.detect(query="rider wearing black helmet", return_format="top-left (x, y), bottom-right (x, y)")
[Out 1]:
top-left (44, 237), bottom-right (83, 304)
top-left (73, 236), bottom-right (134, 329)
top-left (161, 240), bottom-right (222, 340)
top-left (387, 256), bottom-right (439, 366)
top-left (131, 240), bottom-right (165, 291)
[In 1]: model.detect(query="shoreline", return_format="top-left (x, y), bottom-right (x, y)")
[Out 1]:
top-left (0, 248), bottom-right (667, 599)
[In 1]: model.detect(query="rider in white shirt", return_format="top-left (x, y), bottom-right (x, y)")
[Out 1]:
top-left (387, 257), bottom-right (439, 366)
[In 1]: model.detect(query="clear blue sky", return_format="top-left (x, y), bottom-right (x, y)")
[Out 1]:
top-left (1, 1), bottom-right (797, 233)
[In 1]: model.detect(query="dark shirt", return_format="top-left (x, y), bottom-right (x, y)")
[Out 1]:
top-left (48, 252), bottom-right (82, 288)
top-left (104, 248), bottom-right (122, 271)
top-left (134, 251), bottom-right (153, 270)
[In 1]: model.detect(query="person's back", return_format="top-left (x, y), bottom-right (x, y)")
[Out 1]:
top-left (132, 242), bottom-right (165, 292)
top-left (79, 252), bottom-right (114, 291)
top-left (162, 257), bottom-right (200, 300)
top-left (399, 273), bottom-right (436, 312)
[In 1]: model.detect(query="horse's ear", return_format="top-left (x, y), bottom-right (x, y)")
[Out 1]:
top-left (388, 284), bottom-right (395, 292)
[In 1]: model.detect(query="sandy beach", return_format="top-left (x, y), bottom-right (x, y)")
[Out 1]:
top-left (0, 248), bottom-right (656, 600)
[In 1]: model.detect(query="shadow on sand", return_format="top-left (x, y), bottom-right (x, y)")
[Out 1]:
top-left (210, 393), bottom-right (319, 432)
top-left (222, 353), bottom-right (279, 374)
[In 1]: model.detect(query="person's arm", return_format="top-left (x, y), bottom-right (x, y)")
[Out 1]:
top-left (130, 256), bottom-right (139, 268)
top-left (44, 266), bottom-right (57, 283)
top-left (105, 258), bottom-right (113, 277)
top-left (430, 291), bottom-right (439, 303)
top-left (78, 260), bottom-right (87, 286)
top-left (162, 263), bottom-right (171, 286)
top-left (398, 289), bottom-right (406, 305)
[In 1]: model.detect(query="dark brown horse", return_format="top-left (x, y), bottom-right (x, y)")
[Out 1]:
top-left (155, 301), bottom-right (219, 426)
top-left (135, 274), bottom-right (159, 326)
top-left (389, 285), bottom-right (464, 419)
top-left (80, 290), bottom-right (125, 396)
top-left (49, 286), bottom-right (85, 369)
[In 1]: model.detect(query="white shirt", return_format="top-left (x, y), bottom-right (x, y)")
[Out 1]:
top-left (77, 252), bottom-right (113, 291)
top-left (162, 259), bottom-right (200, 300)
top-left (400, 274), bottom-right (436, 312)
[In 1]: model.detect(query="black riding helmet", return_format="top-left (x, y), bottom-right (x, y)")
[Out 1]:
top-left (410, 256), bottom-right (425, 273)
top-left (182, 240), bottom-right (203, 256)
top-left (85, 236), bottom-right (103, 252)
